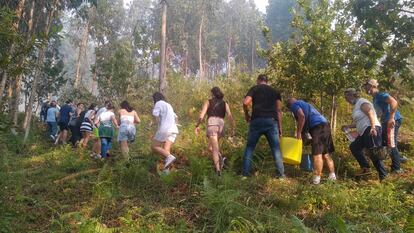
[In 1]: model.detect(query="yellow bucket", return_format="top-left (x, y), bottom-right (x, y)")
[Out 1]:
top-left (280, 137), bottom-right (303, 165)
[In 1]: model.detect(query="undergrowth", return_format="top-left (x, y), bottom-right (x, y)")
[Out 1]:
top-left (0, 76), bottom-right (413, 232)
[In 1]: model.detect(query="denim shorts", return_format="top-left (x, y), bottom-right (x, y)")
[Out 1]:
top-left (117, 124), bottom-right (136, 143)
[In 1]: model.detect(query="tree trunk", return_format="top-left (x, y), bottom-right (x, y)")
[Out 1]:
top-left (74, 21), bottom-right (89, 88)
top-left (227, 37), bottom-right (231, 79)
top-left (159, 0), bottom-right (167, 94)
top-left (12, 0), bottom-right (35, 126)
top-left (24, 0), bottom-right (58, 143)
top-left (329, 95), bottom-right (338, 135)
top-left (0, 0), bottom-right (26, 107)
top-left (198, 13), bottom-right (204, 81)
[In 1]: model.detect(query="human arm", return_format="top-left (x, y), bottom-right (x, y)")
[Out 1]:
top-left (276, 99), bottom-right (283, 137)
top-left (225, 103), bottom-right (236, 136)
top-left (134, 111), bottom-right (141, 124)
top-left (243, 96), bottom-right (252, 123)
top-left (386, 95), bottom-right (398, 129)
top-left (111, 114), bottom-right (119, 128)
top-left (195, 101), bottom-right (209, 134)
top-left (295, 108), bottom-right (306, 140)
top-left (361, 103), bottom-right (378, 136)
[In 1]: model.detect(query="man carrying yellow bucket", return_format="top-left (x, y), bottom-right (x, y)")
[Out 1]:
top-left (287, 98), bottom-right (336, 185)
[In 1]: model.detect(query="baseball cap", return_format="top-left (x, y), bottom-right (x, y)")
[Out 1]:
top-left (364, 79), bottom-right (379, 87)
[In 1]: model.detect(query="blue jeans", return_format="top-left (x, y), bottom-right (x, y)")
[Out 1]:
top-left (242, 117), bottom-right (285, 177)
top-left (47, 122), bottom-right (57, 138)
top-left (382, 119), bottom-right (401, 171)
top-left (350, 126), bottom-right (387, 180)
top-left (101, 137), bottom-right (112, 158)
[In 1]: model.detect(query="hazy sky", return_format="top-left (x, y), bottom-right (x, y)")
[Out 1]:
top-left (254, 0), bottom-right (268, 13)
top-left (124, 0), bottom-right (269, 13)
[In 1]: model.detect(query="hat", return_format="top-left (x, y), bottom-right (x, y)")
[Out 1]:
top-left (364, 79), bottom-right (379, 87)
top-left (344, 88), bottom-right (358, 96)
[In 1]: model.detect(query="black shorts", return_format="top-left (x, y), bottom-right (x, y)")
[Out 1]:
top-left (309, 123), bottom-right (335, 155)
top-left (58, 122), bottom-right (69, 131)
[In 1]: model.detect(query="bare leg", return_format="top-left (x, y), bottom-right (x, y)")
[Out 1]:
top-left (120, 141), bottom-right (129, 156)
top-left (209, 136), bottom-right (220, 172)
top-left (313, 154), bottom-right (323, 177)
top-left (93, 138), bottom-right (101, 155)
top-left (81, 133), bottom-right (90, 148)
top-left (61, 130), bottom-right (68, 144)
top-left (323, 154), bottom-right (335, 174)
top-left (151, 140), bottom-right (170, 158)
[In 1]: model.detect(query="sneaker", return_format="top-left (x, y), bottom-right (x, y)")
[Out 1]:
top-left (313, 176), bottom-right (321, 185)
top-left (216, 170), bottom-right (221, 177)
top-left (163, 168), bottom-right (171, 175)
top-left (400, 156), bottom-right (408, 164)
top-left (94, 154), bottom-right (102, 159)
top-left (391, 169), bottom-right (404, 174)
top-left (356, 168), bottom-right (372, 176)
top-left (220, 156), bottom-right (226, 170)
top-left (164, 155), bottom-right (176, 169)
top-left (328, 173), bottom-right (337, 181)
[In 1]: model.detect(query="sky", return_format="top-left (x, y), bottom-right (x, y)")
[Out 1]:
top-left (124, 0), bottom-right (268, 13)
top-left (254, 0), bottom-right (268, 13)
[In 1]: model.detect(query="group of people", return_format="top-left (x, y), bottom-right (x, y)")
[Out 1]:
top-left (39, 74), bottom-right (407, 183)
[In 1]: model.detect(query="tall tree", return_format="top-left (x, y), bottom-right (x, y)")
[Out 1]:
top-left (265, 0), bottom-right (295, 42)
top-left (0, 0), bottom-right (26, 107)
top-left (159, 0), bottom-right (167, 93)
top-left (24, 0), bottom-right (60, 142)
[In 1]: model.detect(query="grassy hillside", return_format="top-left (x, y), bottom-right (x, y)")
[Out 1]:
top-left (1, 77), bottom-right (414, 232)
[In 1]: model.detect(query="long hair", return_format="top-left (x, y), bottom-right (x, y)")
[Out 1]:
top-left (120, 100), bottom-right (133, 112)
top-left (211, 87), bottom-right (224, 100)
top-left (152, 92), bottom-right (165, 104)
top-left (88, 103), bottom-right (97, 110)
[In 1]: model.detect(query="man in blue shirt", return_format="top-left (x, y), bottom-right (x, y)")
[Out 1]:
top-left (57, 100), bottom-right (75, 144)
top-left (287, 98), bottom-right (336, 184)
top-left (363, 79), bottom-right (406, 173)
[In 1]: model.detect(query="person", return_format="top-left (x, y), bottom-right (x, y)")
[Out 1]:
top-left (287, 98), bottom-right (336, 184)
top-left (118, 101), bottom-right (141, 158)
top-left (242, 74), bottom-right (285, 178)
top-left (363, 79), bottom-right (406, 171)
top-left (151, 92), bottom-right (179, 170)
top-left (91, 101), bottom-right (111, 157)
top-left (80, 104), bottom-right (97, 149)
top-left (57, 100), bottom-right (75, 144)
top-left (343, 88), bottom-right (387, 180)
top-left (195, 87), bottom-right (236, 176)
top-left (40, 100), bottom-right (49, 123)
top-left (94, 102), bottom-right (118, 159)
top-left (69, 102), bottom-right (85, 147)
top-left (45, 101), bottom-right (59, 141)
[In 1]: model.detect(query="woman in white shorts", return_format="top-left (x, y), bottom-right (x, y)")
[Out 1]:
top-left (151, 92), bottom-right (179, 170)
top-left (195, 87), bottom-right (235, 176)
top-left (118, 101), bottom-right (140, 158)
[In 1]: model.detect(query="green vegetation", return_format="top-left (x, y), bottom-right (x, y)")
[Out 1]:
top-left (1, 76), bottom-right (414, 232)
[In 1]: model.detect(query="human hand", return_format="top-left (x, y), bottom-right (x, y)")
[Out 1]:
top-left (195, 127), bottom-right (201, 135)
top-left (245, 114), bottom-right (251, 123)
top-left (296, 132), bottom-right (302, 140)
top-left (387, 119), bottom-right (395, 129)
top-left (370, 127), bottom-right (377, 137)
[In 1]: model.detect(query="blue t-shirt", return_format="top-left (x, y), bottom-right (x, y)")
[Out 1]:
top-left (46, 107), bottom-right (59, 122)
top-left (290, 100), bottom-right (327, 129)
top-left (59, 104), bottom-right (74, 123)
top-left (373, 92), bottom-right (402, 123)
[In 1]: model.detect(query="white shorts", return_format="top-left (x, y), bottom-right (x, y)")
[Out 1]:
top-left (154, 131), bottom-right (178, 143)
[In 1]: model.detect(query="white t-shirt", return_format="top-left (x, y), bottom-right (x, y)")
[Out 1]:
top-left (352, 98), bottom-right (381, 136)
top-left (84, 110), bottom-right (95, 120)
top-left (152, 100), bottom-right (178, 134)
top-left (96, 107), bottom-right (107, 119)
top-left (99, 111), bottom-right (115, 122)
